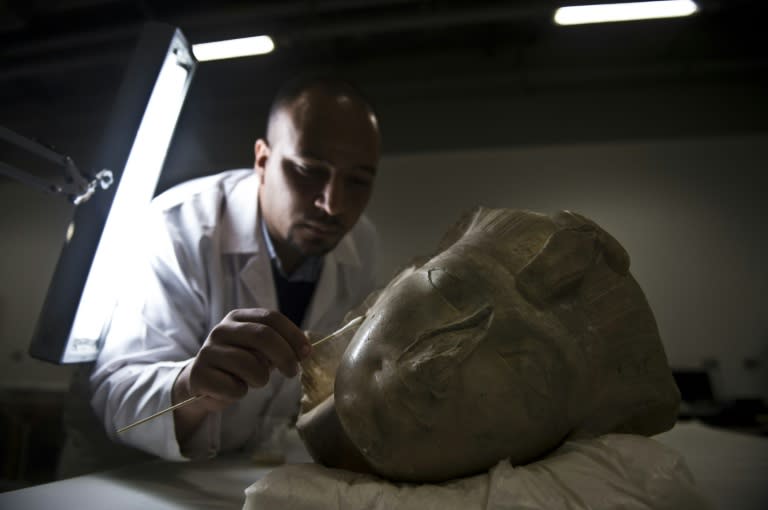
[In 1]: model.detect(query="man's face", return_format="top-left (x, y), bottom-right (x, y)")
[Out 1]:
top-left (256, 89), bottom-right (380, 263)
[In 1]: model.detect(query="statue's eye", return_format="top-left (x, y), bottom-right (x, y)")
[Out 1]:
top-left (427, 267), bottom-right (490, 313)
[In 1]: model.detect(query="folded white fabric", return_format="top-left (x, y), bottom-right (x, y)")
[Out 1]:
top-left (243, 434), bottom-right (712, 510)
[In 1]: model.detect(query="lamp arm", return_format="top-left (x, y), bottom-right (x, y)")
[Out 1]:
top-left (0, 125), bottom-right (113, 204)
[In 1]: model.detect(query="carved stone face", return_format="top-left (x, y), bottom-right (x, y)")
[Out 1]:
top-left (299, 208), bottom-right (680, 483)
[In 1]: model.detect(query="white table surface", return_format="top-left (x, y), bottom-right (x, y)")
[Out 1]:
top-left (0, 455), bottom-right (269, 510)
top-left (0, 428), bottom-right (313, 510)
top-left (1, 422), bottom-right (765, 510)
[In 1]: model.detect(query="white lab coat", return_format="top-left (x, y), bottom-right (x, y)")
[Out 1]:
top-left (90, 169), bottom-right (378, 461)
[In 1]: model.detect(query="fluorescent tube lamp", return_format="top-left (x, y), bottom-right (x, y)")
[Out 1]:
top-left (192, 35), bottom-right (274, 61)
top-left (554, 0), bottom-right (698, 25)
top-left (67, 50), bottom-right (190, 359)
top-left (29, 23), bottom-right (197, 363)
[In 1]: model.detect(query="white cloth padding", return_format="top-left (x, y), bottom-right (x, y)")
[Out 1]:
top-left (243, 434), bottom-right (712, 510)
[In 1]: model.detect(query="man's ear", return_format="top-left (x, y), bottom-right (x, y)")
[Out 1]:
top-left (254, 139), bottom-right (270, 180)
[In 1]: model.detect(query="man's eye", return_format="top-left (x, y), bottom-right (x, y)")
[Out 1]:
top-left (293, 163), bottom-right (324, 178)
top-left (348, 176), bottom-right (373, 188)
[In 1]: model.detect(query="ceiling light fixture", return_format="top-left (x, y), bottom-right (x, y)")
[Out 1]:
top-left (554, 0), bottom-right (699, 25)
top-left (192, 35), bottom-right (275, 61)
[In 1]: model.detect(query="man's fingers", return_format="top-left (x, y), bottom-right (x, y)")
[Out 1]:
top-left (189, 362), bottom-right (249, 403)
top-left (227, 309), bottom-right (311, 358)
top-left (208, 320), bottom-right (300, 378)
top-left (214, 321), bottom-right (300, 377)
top-left (199, 344), bottom-right (272, 388)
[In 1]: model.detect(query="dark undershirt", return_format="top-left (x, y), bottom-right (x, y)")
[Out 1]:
top-left (270, 259), bottom-right (318, 327)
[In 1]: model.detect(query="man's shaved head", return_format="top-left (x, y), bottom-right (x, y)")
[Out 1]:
top-left (266, 74), bottom-right (379, 144)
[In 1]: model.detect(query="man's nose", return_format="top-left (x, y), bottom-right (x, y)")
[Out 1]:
top-left (314, 176), bottom-right (345, 216)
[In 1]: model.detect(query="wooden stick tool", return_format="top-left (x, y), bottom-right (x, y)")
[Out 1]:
top-left (116, 316), bottom-right (365, 434)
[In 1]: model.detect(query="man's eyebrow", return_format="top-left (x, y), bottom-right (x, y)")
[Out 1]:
top-left (354, 165), bottom-right (377, 175)
top-left (294, 154), bottom-right (377, 175)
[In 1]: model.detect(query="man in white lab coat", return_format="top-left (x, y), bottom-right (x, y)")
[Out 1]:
top-left (85, 76), bottom-right (382, 463)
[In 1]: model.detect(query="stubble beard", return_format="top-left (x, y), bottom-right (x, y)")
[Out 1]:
top-left (286, 223), bottom-right (341, 258)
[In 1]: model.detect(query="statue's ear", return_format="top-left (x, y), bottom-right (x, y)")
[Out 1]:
top-left (516, 228), bottom-right (597, 306)
top-left (516, 211), bottom-right (630, 306)
top-left (554, 210), bottom-right (630, 276)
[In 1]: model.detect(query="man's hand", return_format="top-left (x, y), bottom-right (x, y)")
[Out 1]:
top-left (172, 308), bottom-right (311, 445)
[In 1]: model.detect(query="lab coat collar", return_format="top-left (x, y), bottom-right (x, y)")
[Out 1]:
top-left (220, 170), bottom-right (362, 269)
top-left (220, 170), bottom-right (261, 254)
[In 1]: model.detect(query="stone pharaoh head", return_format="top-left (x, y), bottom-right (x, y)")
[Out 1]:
top-left (297, 208), bottom-right (680, 483)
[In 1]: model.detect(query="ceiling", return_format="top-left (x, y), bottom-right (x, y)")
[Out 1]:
top-left (1, 0), bottom-right (766, 166)
top-left (1, 0), bottom-right (765, 84)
